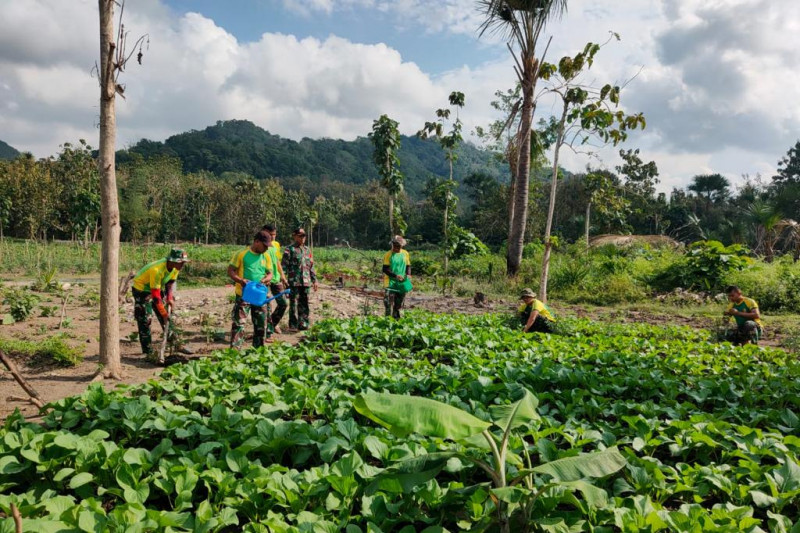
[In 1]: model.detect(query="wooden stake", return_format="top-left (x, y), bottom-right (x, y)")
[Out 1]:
top-left (0, 350), bottom-right (45, 409)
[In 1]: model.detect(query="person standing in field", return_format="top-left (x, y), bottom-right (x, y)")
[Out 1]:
top-left (723, 285), bottom-right (763, 345)
top-left (518, 288), bottom-right (557, 334)
top-left (262, 224), bottom-right (288, 334)
top-left (228, 231), bottom-right (274, 348)
top-left (131, 248), bottom-right (189, 363)
top-left (382, 236), bottom-right (411, 319)
top-left (281, 228), bottom-right (318, 331)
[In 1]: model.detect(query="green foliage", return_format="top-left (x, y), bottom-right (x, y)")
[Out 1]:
top-left (2, 287), bottom-right (39, 322)
top-left (2, 312), bottom-right (799, 531)
top-left (0, 335), bottom-right (83, 366)
top-left (683, 240), bottom-right (751, 290)
top-left (448, 226), bottom-right (490, 260)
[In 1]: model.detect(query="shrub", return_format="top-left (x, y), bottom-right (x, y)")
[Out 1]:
top-left (0, 335), bottom-right (83, 366)
top-left (448, 227), bottom-right (489, 260)
top-left (651, 241), bottom-right (750, 292)
top-left (2, 287), bottom-right (40, 322)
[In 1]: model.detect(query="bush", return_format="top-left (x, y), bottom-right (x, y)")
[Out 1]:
top-left (448, 227), bottom-right (489, 260)
top-left (651, 241), bottom-right (750, 293)
top-left (0, 335), bottom-right (83, 366)
top-left (2, 287), bottom-right (40, 322)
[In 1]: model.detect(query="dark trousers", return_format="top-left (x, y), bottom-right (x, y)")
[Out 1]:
top-left (132, 288), bottom-right (166, 358)
top-left (524, 315), bottom-right (554, 334)
top-left (230, 297), bottom-right (270, 349)
top-left (384, 289), bottom-right (406, 319)
top-left (288, 286), bottom-right (311, 329)
top-left (269, 283), bottom-right (288, 331)
top-left (726, 320), bottom-right (762, 345)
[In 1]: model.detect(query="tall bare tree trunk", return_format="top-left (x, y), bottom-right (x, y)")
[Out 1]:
top-left (585, 201), bottom-right (591, 247)
top-left (506, 79), bottom-right (535, 276)
top-left (539, 103), bottom-right (568, 304)
top-left (388, 194), bottom-right (395, 236)
top-left (98, 0), bottom-right (122, 379)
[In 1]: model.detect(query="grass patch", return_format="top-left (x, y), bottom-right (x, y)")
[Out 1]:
top-left (0, 335), bottom-right (84, 367)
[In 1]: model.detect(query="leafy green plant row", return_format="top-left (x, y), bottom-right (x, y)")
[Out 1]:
top-left (1, 312), bottom-right (799, 531)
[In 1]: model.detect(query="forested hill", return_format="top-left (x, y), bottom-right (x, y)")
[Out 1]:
top-left (0, 140), bottom-right (20, 160)
top-left (116, 119), bottom-right (505, 198)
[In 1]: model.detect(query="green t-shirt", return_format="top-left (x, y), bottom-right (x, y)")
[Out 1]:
top-left (383, 250), bottom-right (410, 287)
top-left (267, 245), bottom-right (281, 283)
top-left (229, 249), bottom-right (271, 296)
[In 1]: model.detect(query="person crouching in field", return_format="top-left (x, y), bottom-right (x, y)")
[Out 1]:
top-left (282, 228), bottom-right (318, 331)
top-left (132, 248), bottom-right (188, 363)
top-left (723, 285), bottom-right (763, 345)
top-left (262, 223), bottom-right (288, 334)
top-left (228, 231), bottom-right (274, 348)
top-left (382, 236), bottom-right (411, 319)
top-left (519, 288), bottom-right (557, 334)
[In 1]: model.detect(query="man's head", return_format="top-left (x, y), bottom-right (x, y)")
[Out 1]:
top-left (252, 230), bottom-right (272, 254)
top-left (262, 223), bottom-right (278, 242)
top-left (391, 235), bottom-right (406, 252)
top-left (292, 228), bottom-right (307, 245)
top-left (166, 248), bottom-right (189, 271)
top-left (519, 288), bottom-right (536, 305)
top-left (726, 285), bottom-right (743, 303)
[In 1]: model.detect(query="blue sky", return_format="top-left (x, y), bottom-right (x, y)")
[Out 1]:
top-left (162, 0), bottom-right (500, 73)
top-left (1, 0), bottom-right (798, 191)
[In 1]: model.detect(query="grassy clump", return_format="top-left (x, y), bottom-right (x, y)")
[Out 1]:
top-left (0, 335), bottom-right (83, 367)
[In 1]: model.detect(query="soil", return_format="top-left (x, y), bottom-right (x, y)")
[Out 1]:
top-left (0, 283), bottom-right (512, 420)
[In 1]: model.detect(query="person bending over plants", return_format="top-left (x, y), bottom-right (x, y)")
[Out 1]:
top-left (131, 248), bottom-right (189, 364)
top-left (382, 235), bottom-right (411, 319)
top-left (518, 288), bottom-right (557, 334)
top-left (723, 285), bottom-right (763, 345)
top-left (228, 231), bottom-right (274, 348)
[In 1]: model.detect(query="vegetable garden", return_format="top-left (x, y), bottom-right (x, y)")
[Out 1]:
top-left (1, 312), bottom-right (799, 532)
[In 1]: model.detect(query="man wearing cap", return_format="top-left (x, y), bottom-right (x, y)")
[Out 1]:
top-left (131, 248), bottom-right (188, 362)
top-left (518, 289), bottom-right (557, 334)
top-left (262, 223), bottom-right (288, 334)
top-left (281, 228), bottom-right (318, 331)
top-left (228, 231), bottom-right (274, 348)
top-left (382, 236), bottom-right (411, 319)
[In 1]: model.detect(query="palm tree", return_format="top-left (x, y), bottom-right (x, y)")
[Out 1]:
top-left (748, 200), bottom-right (784, 262)
top-left (478, 0), bottom-right (568, 276)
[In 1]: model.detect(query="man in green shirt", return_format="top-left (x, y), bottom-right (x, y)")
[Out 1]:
top-left (227, 231), bottom-right (274, 348)
top-left (382, 236), bottom-right (411, 319)
top-left (723, 285), bottom-right (763, 345)
top-left (262, 224), bottom-right (288, 334)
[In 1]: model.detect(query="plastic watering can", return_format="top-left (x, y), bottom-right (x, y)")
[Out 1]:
top-left (388, 277), bottom-right (413, 294)
top-left (242, 282), bottom-right (268, 306)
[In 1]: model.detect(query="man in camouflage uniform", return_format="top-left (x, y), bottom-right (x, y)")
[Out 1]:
top-left (227, 231), bottom-right (274, 348)
top-left (131, 248), bottom-right (189, 363)
top-left (281, 228), bottom-right (318, 331)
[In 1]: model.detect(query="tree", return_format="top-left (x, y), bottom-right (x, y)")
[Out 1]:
top-left (748, 200), bottom-right (784, 262)
top-left (369, 115), bottom-right (405, 236)
top-left (477, 0), bottom-right (568, 276)
top-left (97, 0), bottom-right (147, 379)
top-left (615, 148), bottom-right (659, 233)
top-left (418, 91), bottom-right (466, 274)
top-left (688, 173), bottom-right (730, 212)
top-left (537, 40), bottom-right (646, 302)
top-left (425, 177), bottom-right (459, 274)
top-left (775, 140), bottom-right (800, 185)
top-left (583, 170), bottom-right (630, 245)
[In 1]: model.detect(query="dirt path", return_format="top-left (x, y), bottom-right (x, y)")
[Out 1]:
top-left (0, 284), bottom-right (508, 419)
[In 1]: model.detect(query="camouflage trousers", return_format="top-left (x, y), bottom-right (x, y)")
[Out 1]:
top-left (132, 289), bottom-right (167, 360)
top-left (268, 283), bottom-right (288, 333)
top-left (725, 320), bottom-right (762, 346)
top-left (230, 297), bottom-right (271, 349)
top-left (288, 286), bottom-right (311, 330)
top-left (384, 289), bottom-right (406, 319)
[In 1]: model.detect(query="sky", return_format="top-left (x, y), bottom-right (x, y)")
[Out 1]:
top-left (0, 0), bottom-right (798, 193)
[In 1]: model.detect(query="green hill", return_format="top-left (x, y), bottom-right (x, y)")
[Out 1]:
top-left (0, 140), bottom-right (20, 160)
top-left (117, 119), bottom-right (505, 198)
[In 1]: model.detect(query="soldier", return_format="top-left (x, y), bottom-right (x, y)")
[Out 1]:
top-left (131, 248), bottom-right (189, 363)
top-left (518, 288), bottom-right (557, 334)
top-left (228, 231), bottom-right (274, 348)
top-left (281, 228), bottom-right (318, 331)
top-left (262, 223), bottom-right (288, 334)
top-left (723, 285), bottom-right (763, 345)
top-left (382, 236), bottom-right (411, 319)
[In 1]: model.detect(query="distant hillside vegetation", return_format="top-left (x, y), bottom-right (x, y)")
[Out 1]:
top-left (117, 119), bottom-right (505, 198)
top-left (0, 140), bottom-right (20, 160)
